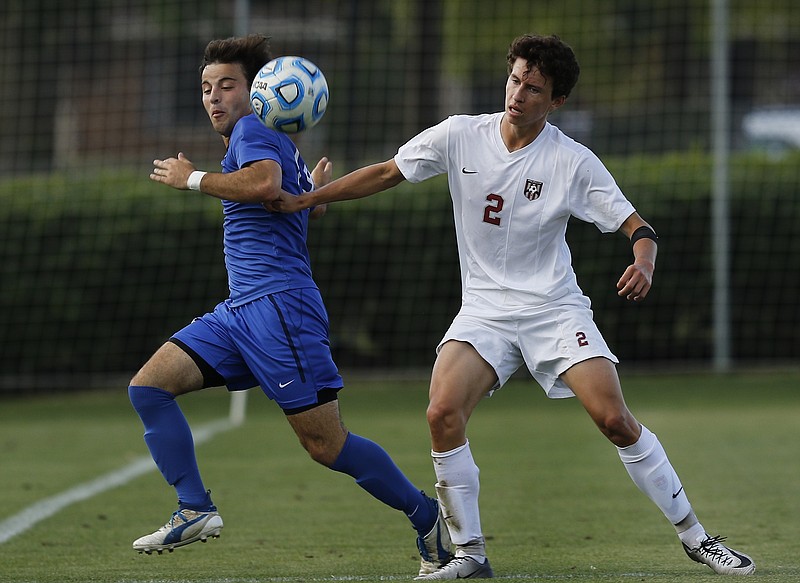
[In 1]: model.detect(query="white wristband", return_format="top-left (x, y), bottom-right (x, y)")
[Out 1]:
top-left (187, 171), bottom-right (206, 191)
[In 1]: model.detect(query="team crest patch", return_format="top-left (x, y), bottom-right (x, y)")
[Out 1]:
top-left (524, 179), bottom-right (543, 201)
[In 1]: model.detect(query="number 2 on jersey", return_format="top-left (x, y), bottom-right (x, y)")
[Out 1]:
top-left (483, 193), bottom-right (504, 226)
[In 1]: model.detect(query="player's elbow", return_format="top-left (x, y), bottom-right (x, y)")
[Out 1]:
top-left (246, 181), bottom-right (281, 204)
top-left (238, 163), bottom-right (283, 203)
top-left (379, 160), bottom-right (405, 188)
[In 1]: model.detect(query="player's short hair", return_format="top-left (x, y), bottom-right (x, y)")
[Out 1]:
top-left (507, 34), bottom-right (580, 99)
top-left (201, 34), bottom-right (273, 86)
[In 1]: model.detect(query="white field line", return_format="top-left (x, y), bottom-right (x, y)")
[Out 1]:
top-left (0, 417), bottom-right (233, 545)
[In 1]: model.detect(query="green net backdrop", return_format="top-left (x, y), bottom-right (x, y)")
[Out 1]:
top-left (2, 0), bottom-right (800, 391)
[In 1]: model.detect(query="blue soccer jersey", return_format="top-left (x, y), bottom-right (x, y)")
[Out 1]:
top-left (171, 112), bottom-right (343, 402)
top-left (221, 113), bottom-right (316, 306)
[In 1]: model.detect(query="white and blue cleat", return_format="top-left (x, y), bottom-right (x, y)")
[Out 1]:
top-left (417, 497), bottom-right (454, 577)
top-left (133, 509), bottom-right (223, 554)
top-left (683, 534), bottom-right (755, 575)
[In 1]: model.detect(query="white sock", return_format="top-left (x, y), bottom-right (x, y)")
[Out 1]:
top-left (432, 440), bottom-right (486, 562)
top-left (617, 425), bottom-right (693, 525)
top-left (675, 514), bottom-right (707, 548)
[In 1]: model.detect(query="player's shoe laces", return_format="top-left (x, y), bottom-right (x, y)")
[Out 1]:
top-left (133, 508), bottom-right (223, 554)
top-left (683, 534), bottom-right (755, 575)
top-left (416, 497), bottom-right (454, 576)
top-left (415, 556), bottom-right (494, 580)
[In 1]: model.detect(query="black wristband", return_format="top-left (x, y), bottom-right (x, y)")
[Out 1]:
top-left (630, 225), bottom-right (658, 246)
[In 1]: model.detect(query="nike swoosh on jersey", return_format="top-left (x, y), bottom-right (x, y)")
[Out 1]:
top-left (278, 380), bottom-right (295, 389)
top-left (461, 167), bottom-right (478, 174)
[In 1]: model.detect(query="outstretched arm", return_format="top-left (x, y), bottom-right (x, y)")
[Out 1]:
top-left (150, 152), bottom-right (282, 204)
top-left (264, 159), bottom-right (406, 213)
top-left (616, 212), bottom-right (657, 302)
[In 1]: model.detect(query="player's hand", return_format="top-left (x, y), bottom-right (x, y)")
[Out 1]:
top-left (263, 191), bottom-right (311, 214)
top-left (309, 204), bottom-right (327, 220)
top-left (311, 156), bottom-right (333, 187)
top-left (150, 152), bottom-right (195, 190)
top-left (617, 259), bottom-right (654, 302)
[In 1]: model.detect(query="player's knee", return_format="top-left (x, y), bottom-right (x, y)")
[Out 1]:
top-left (303, 444), bottom-right (327, 465)
top-left (425, 400), bottom-right (448, 429)
top-left (130, 342), bottom-right (204, 395)
top-left (129, 368), bottom-right (151, 388)
top-left (130, 367), bottom-right (173, 394)
top-left (130, 363), bottom-right (199, 396)
top-left (596, 412), bottom-right (639, 446)
top-left (426, 400), bottom-right (466, 438)
top-left (307, 444), bottom-right (338, 467)
top-left (299, 434), bottom-right (340, 467)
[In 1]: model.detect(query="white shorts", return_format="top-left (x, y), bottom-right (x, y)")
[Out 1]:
top-left (437, 302), bottom-right (618, 399)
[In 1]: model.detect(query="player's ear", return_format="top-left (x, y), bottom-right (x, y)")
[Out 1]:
top-left (549, 95), bottom-right (567, 112)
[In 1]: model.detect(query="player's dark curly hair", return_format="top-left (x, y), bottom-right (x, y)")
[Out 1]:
top-left (507, 34), bottom-right (580, 99)
top-left (201, 34), bottom-right (273, 86)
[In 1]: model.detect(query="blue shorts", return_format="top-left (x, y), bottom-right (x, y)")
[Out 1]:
top-left (171, 288), bottom-right (343, 411)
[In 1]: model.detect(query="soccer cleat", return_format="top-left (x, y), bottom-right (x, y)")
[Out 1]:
top-left (133, 509), bottom-right (223, 554)
top-left (415, 556), bottom-right (494, 580)
top-left (417, 497), bottom-right (454, 576)
top-left (683, 534), bottom-right (755, 575)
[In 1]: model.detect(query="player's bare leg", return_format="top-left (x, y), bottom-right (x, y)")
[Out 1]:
top-left (417, 341), bottom-right (495, 580)
top-left (564, 357), bottom-right (755, 575)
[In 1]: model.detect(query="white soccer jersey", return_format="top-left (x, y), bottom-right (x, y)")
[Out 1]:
top-left (394, 112), bottom-right (636, 314)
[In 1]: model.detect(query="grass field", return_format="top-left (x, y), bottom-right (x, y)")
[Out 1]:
top-left (1, 370), bottom-right (798, 582)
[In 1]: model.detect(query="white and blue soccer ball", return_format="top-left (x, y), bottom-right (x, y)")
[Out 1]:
top-left (250, 56), bottom-right (329, 133)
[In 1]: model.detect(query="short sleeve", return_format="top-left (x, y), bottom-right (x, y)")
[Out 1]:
top-left (394, 117), bottom-right (451, 183)
top-left (570, 152), bottom-right (636, 233)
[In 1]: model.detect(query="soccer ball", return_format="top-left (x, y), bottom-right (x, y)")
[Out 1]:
top-left (250, 56), bottom-right (329, 133)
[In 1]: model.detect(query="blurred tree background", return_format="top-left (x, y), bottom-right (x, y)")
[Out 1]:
top-left (1, 0), bottom-right (799, 391)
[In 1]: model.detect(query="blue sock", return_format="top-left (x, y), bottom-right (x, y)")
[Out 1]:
top-left (128, 385), bottom-right (214, 511)
top-left (331, 432), bottom-right (436, 534)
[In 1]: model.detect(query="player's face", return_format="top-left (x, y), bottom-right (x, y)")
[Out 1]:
top-left (504, 57), bottom-right (565, 133)
top-left (201, 62), bottom-right (253, 138)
